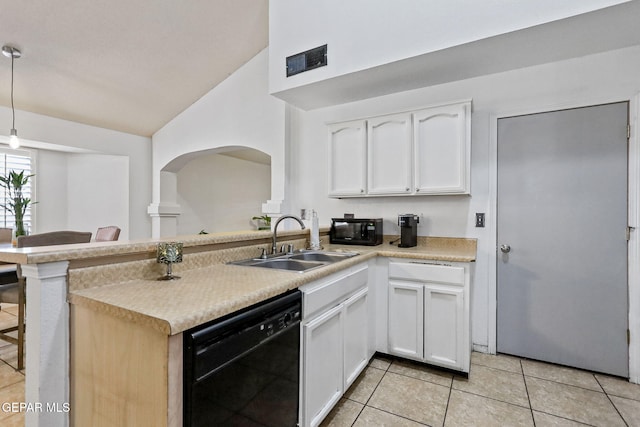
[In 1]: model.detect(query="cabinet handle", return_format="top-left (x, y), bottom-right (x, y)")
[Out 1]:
top-left (360, 189), bottom-right (364, 193)
top-left (405, 187), bottom-right (410, 192)
top-left (416, 188), bottom-right (420, 192)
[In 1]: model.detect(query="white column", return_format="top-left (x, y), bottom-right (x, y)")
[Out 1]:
top-left (22, 261), bottom-right (70, 427)
top-left (148, 170), bottom-right (181, 238)
top-left (147, 203), bottom-right (181, 238)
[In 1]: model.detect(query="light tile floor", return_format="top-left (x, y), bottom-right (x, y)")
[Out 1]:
top-left (0, 300), bottom-right (639, 427)
top-left (322, 352), bottom-right (640, 427)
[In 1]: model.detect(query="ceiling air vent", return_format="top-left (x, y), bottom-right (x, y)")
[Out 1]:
top-left (286, 45), bottom-right (327, 77)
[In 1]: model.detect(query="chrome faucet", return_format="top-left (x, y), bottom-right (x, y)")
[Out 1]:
top-left (272, 214), bottom-right (306, 254)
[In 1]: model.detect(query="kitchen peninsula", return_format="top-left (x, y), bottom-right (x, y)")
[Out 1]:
top-left (0, 230), bottom-right (476, 427)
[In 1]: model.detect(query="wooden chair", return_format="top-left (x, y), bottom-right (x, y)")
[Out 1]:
top-left (0, 269), bottom-right (22, 369)
top-left (0, 228), bottom-right (12, 244)
top-left (0, 230), bottom-right (92, 370)
top-left (0, 230), bottom-right (19, 365)
top-left (95, 226), bottom-right (121, 242)
top-left (18, 230), bottom-right (92, 248)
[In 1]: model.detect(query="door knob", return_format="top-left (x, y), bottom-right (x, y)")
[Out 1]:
top-left (500, 244), bottom-right (511, 253)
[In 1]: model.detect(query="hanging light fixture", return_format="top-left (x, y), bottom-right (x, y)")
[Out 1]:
top-left (2, 45), bottom-right (21, 149)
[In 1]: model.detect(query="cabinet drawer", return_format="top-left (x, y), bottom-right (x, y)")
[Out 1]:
top-left (302, 265), bottom-right (368, 319)
top-left (389, 262), bottom-right (464, 285)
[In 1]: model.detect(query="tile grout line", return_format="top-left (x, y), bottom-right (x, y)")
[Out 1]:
top-left (524, 373), bottom-right (611, 394)
top-left (348, 402), bottom-right (365, 427)
top-left (389, 369), bottom-right (453, 390)
top-left (531, 409), bottom-right (598, 427)
top-left (442, 374), bottom-right (454, 427)
top-left (357, 360), bottom-right (434, 426)
top-left (451, 362), bottom-right (533, 410)
top-left (360, 404), bottom-right (430, 426)
top-left (521, 359), bottom-right (536, 426)
top-left (451, 388), bottom-right (532, 411)
top-left (349, 359), bottom-right (391, 426)
top-left (594, 374), bottom-right (629, 427)
top-left (385, 363), bottom-right (456, 425)
top-left (523, 367), bottom-right (617, 426)
top-left (520, 358), bottom-right (603, 427)
top-left (471, 360), bottom-right (523, 375)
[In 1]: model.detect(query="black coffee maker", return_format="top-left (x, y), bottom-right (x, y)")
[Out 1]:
top-left (398, 214), bottom-right (419, 247)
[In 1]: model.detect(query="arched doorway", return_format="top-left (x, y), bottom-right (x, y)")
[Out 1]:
top-left (160, 146), bottom-right (271, 235)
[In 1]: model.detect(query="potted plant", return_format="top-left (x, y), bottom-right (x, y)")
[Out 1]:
top-left (252, 215), bottom-right (271, 230)
top-left (0, 170), bottom-right (35, 239)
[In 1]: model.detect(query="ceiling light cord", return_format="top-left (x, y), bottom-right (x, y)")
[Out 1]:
top-left (3, 45), bottom-right (21, 149)
top-left (10, 52), bottom-right (15, 131)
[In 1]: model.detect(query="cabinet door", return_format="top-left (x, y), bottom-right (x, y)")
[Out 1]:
top-left (424, 284), bottom-right (464, 370)
top-left (388, 280), bottom-right (423, 360)
top-left (413, 102), bottom-right (470, 194)
top-left (343, 287), bottom-right (369, 389)
top-left (367, 113), bottom-right (412, 195)
top-left (328, 120), bottom-right (367, 197)
top-left (302, 304), bottom-right (344, 427)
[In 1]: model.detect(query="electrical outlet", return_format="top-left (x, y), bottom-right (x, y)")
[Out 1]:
top-left (475, 213), bottom-right (485, 228)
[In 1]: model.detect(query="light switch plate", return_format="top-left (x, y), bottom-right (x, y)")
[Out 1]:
top-left (475, 213), bottom-right (485, 228)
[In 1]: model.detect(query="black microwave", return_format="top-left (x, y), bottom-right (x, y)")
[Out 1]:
top-left (330, 218), bottom-right (383, 246)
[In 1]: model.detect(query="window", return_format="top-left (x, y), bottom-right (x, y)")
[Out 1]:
top-left (0, 148), bottom-right (34, 233)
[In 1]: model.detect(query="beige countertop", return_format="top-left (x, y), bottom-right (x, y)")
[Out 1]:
top-left (68, 236), bottom-right (476, 336)
top-left (0, 230), bottom-right (281, 265)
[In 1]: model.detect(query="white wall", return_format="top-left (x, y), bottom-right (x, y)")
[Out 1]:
top-left (287, 45), bottom-right (640, 350)
top-left (0, 108), bottom-right (152, 239)
top-left (68, 154), bottom-right (129, 238)
top-left (176, 153), bottom-right (270, 234)
top-left (35, 150), bottom-right (68, 233)
top-left (36, 151), bottom-right (130, 238)
top-left (151, 49), bottom-right (286, 237)
top-left (269, 0), bottom-right (628, 94)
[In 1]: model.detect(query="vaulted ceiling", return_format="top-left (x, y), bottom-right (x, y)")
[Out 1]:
top-left (0, 0), bottom-right (269, 137)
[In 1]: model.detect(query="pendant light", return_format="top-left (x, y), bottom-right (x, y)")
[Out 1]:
top-left (2, 45), bottom-right (21, 149)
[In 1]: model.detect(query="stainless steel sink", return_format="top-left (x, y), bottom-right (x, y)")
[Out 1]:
top-left (228, 250), bottom-right (359, 272)
top-left (288, 252), bottom-right (353, 263)
top-left (249, 259), bottom-right (325, 271)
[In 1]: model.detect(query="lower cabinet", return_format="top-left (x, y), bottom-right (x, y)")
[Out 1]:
top-left (387, 260), bottom-right (471, 372)
top-left (299, 258), bottom-right (472, 427)
top-left (303, 304), bottom-right (344, 427)
top-left (343, 288), bottom-right (369, 387)
top-left (424, 284), bottom-right (465, 369)
top-left (388, 281), bottom-right (424, 360)
top-left (300, 264), bottom-right (370, 427)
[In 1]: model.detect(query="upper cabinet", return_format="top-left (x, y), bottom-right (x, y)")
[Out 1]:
top-left (328, 120), bottom-right (367, 197)
top-left (328, 100), bottom-right (471, 198)
top-left (413, 102), bottom-right (470, 194)
top-left (367, 113), bottom-right (412, 195)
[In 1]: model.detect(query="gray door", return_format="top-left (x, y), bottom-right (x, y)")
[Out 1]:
top-left (497, 102), bottom-right (629, 377)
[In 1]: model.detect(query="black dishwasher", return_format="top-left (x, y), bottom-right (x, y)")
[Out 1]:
top-left (184, 290), bottom-right (301, 427)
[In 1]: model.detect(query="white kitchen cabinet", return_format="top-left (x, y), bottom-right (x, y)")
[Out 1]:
top-left (413, 102), bottom-right (471, 194)
top-left (300, 264), bottom-right (370, 427)
top-left (424, 284), bottom-right (465, 369)
top-left (367, 113), bottom-right (412, 195)
top-left (328, 100), bottom-right (471, 198)
top-left (387, 260), bottom-right (471, 372)
top-left (343, 287), bottom-right (369, 388)
top-left (328, 120), bottom-right (367, 197)
top-left (387, 281), bottom-right (423, 360)
top-left (302, 304), bottom-right (344, 427)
